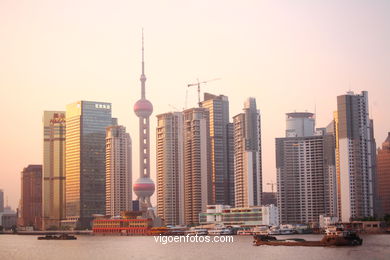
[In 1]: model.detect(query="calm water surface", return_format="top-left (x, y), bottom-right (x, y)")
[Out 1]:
top-left (1, 234), bottom-right (389, 260)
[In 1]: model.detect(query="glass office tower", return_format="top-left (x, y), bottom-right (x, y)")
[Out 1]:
top-left (65, 101), bottom-right (113, 229)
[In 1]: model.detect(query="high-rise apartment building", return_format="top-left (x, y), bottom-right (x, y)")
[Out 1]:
top-left (377, 132), bottom-right (390, 217)
top-left (156, 112), bottom-right (184, 225)
top-left (20, 165), bottom-right (42, 229)
top-left (201, 93), bottom-right (234, 206)
top-left (233, 98), bottom-right (262, 208)
top-left (105, 125), bottom-right (132, 217)
top-left (276, 112), bottom-right (336, 224)
top-left (183, 108), bottom-right (211, 225)
top-left (335, 91), bottom-right (375, 222)
top-left (42, 111), bottom-right (66, 230)
top-left (65, 101), bottom-right (113, 229)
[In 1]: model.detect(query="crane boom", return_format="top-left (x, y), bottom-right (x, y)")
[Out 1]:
top-left (187, 78), bottom-right (221, 107)
top-left (266, 182), bottom-right (277, 193)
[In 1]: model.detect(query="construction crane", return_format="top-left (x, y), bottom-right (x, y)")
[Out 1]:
top-left (168, 104), bottom-right (180, 112)
top-left (266, 182), bottom-right (277, 193)
top-left (187, 78), bottom-right (221, 107)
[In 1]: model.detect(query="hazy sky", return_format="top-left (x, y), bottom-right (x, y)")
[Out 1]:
top-left (1, 0), bottom-right (389, 209)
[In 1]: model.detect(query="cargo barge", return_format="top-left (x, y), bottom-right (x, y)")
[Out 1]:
top-left (253, 227), bottom-right (363, 247)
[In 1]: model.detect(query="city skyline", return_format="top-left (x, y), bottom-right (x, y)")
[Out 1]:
top-left (1, 1), bottom-right (390, 209)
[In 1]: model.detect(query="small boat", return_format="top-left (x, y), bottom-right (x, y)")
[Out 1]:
top-left (38, 234), bottom-right (77, 240)
top-left (186, 228), bottom-right (208, 236)
top-left (268, 228), bottom-right (281, 235)
top-left (253, 229), bottom-right (362, 247)
top-left (279, 229), bottom-right (296, 235)
top-left (237, 230), bottom-right (253, 236)
top-left (208, 229), bottom-right (222, 236)
top-left (208, 228), bottom-right (233, 236)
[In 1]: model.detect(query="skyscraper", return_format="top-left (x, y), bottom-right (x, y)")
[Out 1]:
top-left (42, 111), bottom-right (66, 230)
top-left (376, 132), bottom-right (390, 217)
top-left (156, 112), bottom-right (184, 225)
top-left (105, 125), bottom-right (132, 216)
top-left (276, 112), bottom-right (336, 224)
top-left (233, 98), bottom-right (262, 208)
top-left (20, 165), bottom-right (42, 229)
top-left (65, 101), bottom-right (113, 229)
top-left (335, 91), bottom-right (375, 222)
top-left (201, 93), bottom-right (234, 206)
top-left (133, 30), bottom-right (155, 211)
top-left (0, 189), bottom-right (4, 213)
top-left (183, 108), bottom-right (211, 225)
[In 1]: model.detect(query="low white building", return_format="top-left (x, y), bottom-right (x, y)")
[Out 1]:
top-left (261, 204), bottom-right (279, 226)
top-left (201, 205), bottom-right (231, 224)
top-left (199, 204), bottom-right (279, 227)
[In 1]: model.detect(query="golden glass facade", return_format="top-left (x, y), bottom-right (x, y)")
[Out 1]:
top-left (42, 111), bottom-right (66, 230)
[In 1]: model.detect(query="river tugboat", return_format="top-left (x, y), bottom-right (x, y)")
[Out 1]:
top-left (253, 226), bottom-right (362, 247)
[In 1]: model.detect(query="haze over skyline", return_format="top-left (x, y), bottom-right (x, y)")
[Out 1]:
top-left (1, 0), bottom-right (389, 209)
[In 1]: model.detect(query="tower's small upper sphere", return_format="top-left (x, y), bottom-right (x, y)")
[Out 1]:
top-left (133, 177), bottom-right (155, 198)
top-left (134, 99), bottom-right (153, 117)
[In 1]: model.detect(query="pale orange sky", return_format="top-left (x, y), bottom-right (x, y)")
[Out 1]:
top-left (1, 0), bottom-right (389, 209)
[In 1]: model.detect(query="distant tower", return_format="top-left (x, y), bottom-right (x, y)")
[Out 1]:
top-left (133, 30), bottom-right (155, 209)
top-left (0, 189), bottom-right (4, 213)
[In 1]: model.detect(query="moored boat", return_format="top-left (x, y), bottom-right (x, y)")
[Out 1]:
top-left (208, 228), bottom-right (233, 236)
top-left (37, 234), bottom-right (77, 240)
top-left (186, 228), bottom-right (208, 236)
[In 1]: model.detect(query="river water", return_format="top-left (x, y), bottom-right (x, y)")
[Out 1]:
top-left (0, 234), bottom-right (389, 260)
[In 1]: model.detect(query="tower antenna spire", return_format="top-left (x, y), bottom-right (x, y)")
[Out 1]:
top-left (142, 28), bottom-right (145, 75)
top-left (140, 28), bottom-right (146, 99)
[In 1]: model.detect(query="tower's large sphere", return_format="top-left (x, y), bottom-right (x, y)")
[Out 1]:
top-left (134, 99), bottom-right (153, 117)
top-left (133, 177), bottom-right (155, 198)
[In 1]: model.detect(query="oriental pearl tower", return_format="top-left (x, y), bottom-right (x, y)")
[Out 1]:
top-left (133, 30), bottom-right (155, 210)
